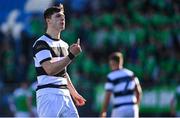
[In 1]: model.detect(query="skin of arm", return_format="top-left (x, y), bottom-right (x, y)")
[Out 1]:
top-left (65, 73), bottom-right (86, 106)
top-left (41, 39), bottom-right (81, 75)
top-left (101, 91), bottom-right (112, 117)
top-left (41, 56), bottom-right (72, 75)
top-left (134, 77), bottom-right (142, 105)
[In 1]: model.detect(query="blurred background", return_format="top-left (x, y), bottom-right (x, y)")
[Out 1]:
top-left (0, 0), bottom-right (179, 117)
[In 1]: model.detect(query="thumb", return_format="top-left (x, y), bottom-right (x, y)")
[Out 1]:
top-left (82, 96), bottom-right (86, 102)
top-left (77, 38), bottom-right (80, 45)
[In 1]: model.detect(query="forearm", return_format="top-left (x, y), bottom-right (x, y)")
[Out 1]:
top-left (134, 78), bottom-right (142, 105)
top-left (65, 73), bottom-right (78, 96)
top-left (65, 73), bottom-right (86, 106)
top-left (136, 93), bottom-right (141, 105)
top-left (42, 56), bottom-right (72, 75)
top-left (101, 92), bottom-right (111, 116)
top-left (101, 100), bottom-right (108, 114)
top-left (136, 85), bottom-right (142, 105)
top-left (101, 103), bottom-right (108, 116)
top-left (42, 39), bottom-right (81, 76)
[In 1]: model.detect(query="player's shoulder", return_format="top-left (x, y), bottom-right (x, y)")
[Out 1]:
top-left (33, 35), bottom-right (49, 47)
top-left (60, 38), bottom-right (69, 47)
top-left (107, 68), bottom-right (134, 80)
top-left (107, 69), bottom-right (121, 80)
top-left (123, 68), bottom-right (134, 75)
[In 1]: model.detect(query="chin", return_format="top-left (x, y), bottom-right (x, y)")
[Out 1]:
top-left (59, 27), bottom-right (65, 31)
top-left (61, 27), bottom-right (65, 30)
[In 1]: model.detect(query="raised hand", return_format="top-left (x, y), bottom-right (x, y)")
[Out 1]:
top-left (77, 38), bottom-right (80, 45)
top-left (69, 38), bottom-right (82, 56)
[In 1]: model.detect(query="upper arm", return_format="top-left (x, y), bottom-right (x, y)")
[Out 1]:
top-left (33, 40), bottom-right (52, 64)
top-left (105, 77), bottom-right (114, 92)
top-left (33, 40), bottom-right (52, 73)
top-left (105, 91), bottom-right (112, 99)
top-left (134, 77), bottom-right (142, 94)
top-left (103, 91), bottom-right (112, 108)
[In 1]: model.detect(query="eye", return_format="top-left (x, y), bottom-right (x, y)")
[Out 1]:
top-left (55, 13), bottom-right (65, 18)
top-left (55, 14), bottom-right (61, 18)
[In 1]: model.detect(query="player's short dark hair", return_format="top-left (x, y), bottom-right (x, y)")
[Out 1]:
top-left (109, 52), bottom-right (123, 63)
top-left (44, 4), bottom-right (64, 20)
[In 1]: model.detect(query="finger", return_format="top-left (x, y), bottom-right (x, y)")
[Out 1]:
top-left (79, 96), bottom-right (86, 102)
top-left (82, 98), bottom-right (86, 102)
top-left (76, 102), bottom-right (81, 106)
top-left (77, 38), bottom-right (80, 45)
top-left (76, 101), bottom-right (84, 106)
top-left (78, 101), bottom-right (85, 106)
top-left (76, 98), bottom-right (85, 105)
top-left (79, 102), bottom-right (85, 106)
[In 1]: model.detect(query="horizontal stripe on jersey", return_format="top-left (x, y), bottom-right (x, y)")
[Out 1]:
top-left (33, 40), bottom-right (51, 56)
top-left (33, 34), bottom-right (69, 88)
top-left (105, 68), bottom-right (139, 108)
top-left (107, 76), bottom-right (133, 85)
top-left (113, 102), bottom-right (136, 108)
top-left (114, 89), bottom-right (134, 97)
top-left (35, 49), bottom-right (52, 64)
top-left (33, 40), bottom-right (61, 58)
top-left (35, 67), bottom-right (66, 77)
top-left (37, 75), bottom-right (67, 85)
top-left (113, 94), bottom-right (137, 105)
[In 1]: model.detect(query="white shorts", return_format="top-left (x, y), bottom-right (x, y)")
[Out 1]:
top-left (111, 104), bottom-right (139, 117)
top-left (37, 94), bottom-right (79, 117)
top-left (32, 106), bottom-right (38, 117)
top-left (15, 111), bottom-right (29, 117)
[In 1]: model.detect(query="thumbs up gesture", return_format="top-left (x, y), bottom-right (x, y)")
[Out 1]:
top-left (69, 38), bottom-right (82, 56)
top-left (77, 38), bottom-right (80, 45)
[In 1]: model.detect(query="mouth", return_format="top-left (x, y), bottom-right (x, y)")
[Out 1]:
top-left (61, 21), bottom-right (65, 24)
top-left (59, 22), bottom-right (65, 26)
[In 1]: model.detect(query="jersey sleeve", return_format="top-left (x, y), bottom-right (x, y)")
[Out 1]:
top-left (105, 76), bottom-right (114, 91)
top-left (33, 40), bottom-right (52, 64)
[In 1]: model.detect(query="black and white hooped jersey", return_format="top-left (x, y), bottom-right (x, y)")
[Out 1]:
top-left (105, 68), bottom-right (140, 108)
top-left (33, 34), bottom-right (69, 86)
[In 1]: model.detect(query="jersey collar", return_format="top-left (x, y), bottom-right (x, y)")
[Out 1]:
top-left (44, 33), bottom-right (60, 41)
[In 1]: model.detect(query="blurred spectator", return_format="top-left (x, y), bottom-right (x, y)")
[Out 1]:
top-left (170, 84), bottom-right (180, 117)
top-left (28, 81), bottom-right (38, 117)
top-left (10, 81), bottom-right (32, 117)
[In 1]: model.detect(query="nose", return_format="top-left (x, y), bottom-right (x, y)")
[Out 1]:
top-left (60, 18), bottom-right (64, 22)
top-left (60, 16), bottom-right (65, 21)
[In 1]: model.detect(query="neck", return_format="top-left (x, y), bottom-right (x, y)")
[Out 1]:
top-left (112, 66), bottom-right (123, 71)
top-left (46, 28), bottom-right (61, 39)
top-left (119, 65), bottom-right (123, 69)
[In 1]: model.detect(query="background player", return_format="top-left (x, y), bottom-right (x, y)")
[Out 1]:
top-left (101, 52), bottom-right (142, 117)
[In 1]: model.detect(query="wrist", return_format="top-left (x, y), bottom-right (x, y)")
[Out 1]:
top-left (68, 52), bottom-right (75, 60)
top-left (101, 112), bottom-right (107, 117)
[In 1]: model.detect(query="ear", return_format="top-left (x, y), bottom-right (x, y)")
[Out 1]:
top-left (46, 18), bottom-right (51, 23)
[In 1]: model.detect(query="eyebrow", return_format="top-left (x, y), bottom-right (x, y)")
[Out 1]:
top-left (54, 12), bottom-right (65, 17)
